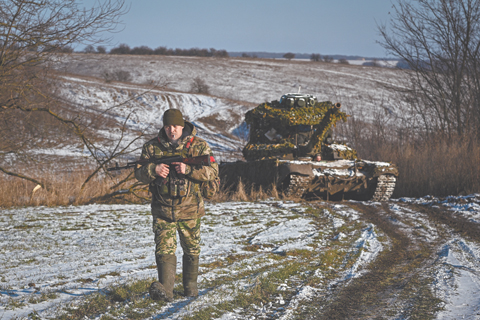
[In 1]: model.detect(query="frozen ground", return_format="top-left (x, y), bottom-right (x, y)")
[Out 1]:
top-left (56, 75), bottom-right (249, 162)
top-left (1, 195), bottom-right (479, 319)
top-left (53, 54), bottom-right (408, 120)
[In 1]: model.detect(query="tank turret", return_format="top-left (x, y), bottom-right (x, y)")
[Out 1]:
top-left (242, 94), bottom-right (352, 161)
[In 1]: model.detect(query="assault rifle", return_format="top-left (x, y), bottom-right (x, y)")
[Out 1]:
top-left (106, 154), bottom-right (215, 171)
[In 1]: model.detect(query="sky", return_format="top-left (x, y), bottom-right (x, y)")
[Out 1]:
top-left (85, 0), bottom-right (395, 58)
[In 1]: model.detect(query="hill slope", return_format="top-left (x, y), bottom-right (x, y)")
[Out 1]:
top-left (55, 54), bottom-right (406, 118)
top-left (48, 54), bottom-right (407, 164)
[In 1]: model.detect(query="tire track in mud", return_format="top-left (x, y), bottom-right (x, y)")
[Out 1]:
top-left (409, 204), bottom-right (480, 242)
top-left (305, 202), bottom-right (442, 320)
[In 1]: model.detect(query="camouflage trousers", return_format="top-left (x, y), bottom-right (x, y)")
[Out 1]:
top-left (152, 216), bottom-right (201, 256)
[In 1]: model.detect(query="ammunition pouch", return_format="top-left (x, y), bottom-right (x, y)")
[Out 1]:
top-left (169, 175), bottom-right (187, 198)
top-left (152, 169), bottom-right (187, 199)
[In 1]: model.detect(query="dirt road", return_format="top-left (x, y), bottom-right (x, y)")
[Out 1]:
top-left (300, 198), bottom-right (480, 320)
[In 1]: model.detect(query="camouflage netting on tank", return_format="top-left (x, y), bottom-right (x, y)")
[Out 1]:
top-left (243, 141), bottom-right (296, 160)
top-left (245, 101), bottom-right (338, 127)
top-left (371, 163), bottom-right (399, 177)
top-left (243, 100), bottom-right (349, 160)
top-left (336, 146), bottom-right (358, 160)
top-left (304, 106), bottom-right (348, 156)
top-left (323, 144), bottom-right (358, 160)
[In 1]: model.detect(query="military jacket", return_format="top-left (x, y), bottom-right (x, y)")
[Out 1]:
top-left (134, 122), bottom-right (218, 221)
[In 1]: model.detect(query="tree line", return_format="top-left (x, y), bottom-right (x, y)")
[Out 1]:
top-left (83, 44), bottom-right (229, 57)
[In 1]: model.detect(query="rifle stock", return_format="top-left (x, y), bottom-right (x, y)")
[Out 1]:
top-left (107, 154), bottom-right (214, 171)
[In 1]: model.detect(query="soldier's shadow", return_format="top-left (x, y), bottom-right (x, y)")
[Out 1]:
top-left (152, 288), bottom-right (213, 319)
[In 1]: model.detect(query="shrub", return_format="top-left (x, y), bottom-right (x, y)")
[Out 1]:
top-left (102, 69), bottom-right (133, 83)
top-left (0, 169), bottom-right (146, 208)
top-left (338, 116), bottom-right (480, 197)
top-left (96, 46), bottom-right (107, 54)
top-left (190, 77), bottom-right (209, 94)
top-left (110, 43), bottom-right (131, 55)
top-left (310, 53), bottom-right (322, 62)
top-left (130, 45), bottom-right (154, 55)
top-left (362, 59), bottom-right (381, 67)
top-left (323, 55), bottom-right (333, 63)
top-left (83, 45), bottom-right (96, 53)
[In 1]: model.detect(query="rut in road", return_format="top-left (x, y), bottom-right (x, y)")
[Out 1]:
top-left (303, 202), bottom-right (445, 320)
top-left (410, 203), bottom-right (480, 243)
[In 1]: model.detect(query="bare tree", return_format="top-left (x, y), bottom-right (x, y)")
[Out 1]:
top-left (97, 45), bottom-right (107, 54)
top-left (83, 45), bottom-right (96, 53)
top-left (310, 53), bottom-right (322, 62)
top-left (110, 43), bottom-right (131, 54)
top-left (190, 77), bottom-right (210, 94)
top-left (283, 52), bottom-right (295, 60)
top-left (378, 0), bottom-right (480, 138)
top-left (323, 55), bottom-right (334, 63)
top-left (0, 0), bottom-right (126, 187)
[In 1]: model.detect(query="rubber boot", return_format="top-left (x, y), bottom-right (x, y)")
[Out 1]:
top-left (149, 254), bottom-right (176, 302)
top-left (183, 254), bottom-right (199, 297)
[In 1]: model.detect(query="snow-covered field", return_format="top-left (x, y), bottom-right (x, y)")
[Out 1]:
top-left (7, 54), bottom-right (410, 170)
top-left (1, 195), bottom-right (479, 319)
top-left (57, 75), bottom-right (249, 162)
top-left (54, 54), bottom-right (407, 120)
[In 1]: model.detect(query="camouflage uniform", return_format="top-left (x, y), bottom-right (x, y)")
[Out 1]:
top-left (135, 121), bottom-right (218, 256)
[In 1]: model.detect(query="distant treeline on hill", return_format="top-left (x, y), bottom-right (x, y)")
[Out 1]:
top-left (82, 44), bottom-right (229, 57)
top-left (80, 44), bottom-right (397, 66)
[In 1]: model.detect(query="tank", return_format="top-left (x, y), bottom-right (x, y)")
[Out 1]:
top-left (219, 93), bottom-right (399, 201)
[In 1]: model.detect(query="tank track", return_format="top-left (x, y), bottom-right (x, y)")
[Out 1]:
top-left (285, 174), bottom-right (311, 198)
top-left (285, 174), bottom-right (396, 201)
top-left (370, 174), bottom-right (396, 201)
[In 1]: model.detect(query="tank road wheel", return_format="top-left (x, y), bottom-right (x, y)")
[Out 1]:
top-left (370, 174), bottom-right (396, 201)
top-left (284, 174), bottom-right (310, 198)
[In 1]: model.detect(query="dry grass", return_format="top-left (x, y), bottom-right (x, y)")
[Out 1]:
top-left (2, 134), bottom-right (477, 207)
top-left (359, 135), bottom-right (480, 197)
top-left (0, 168), bottom-right (288, 208)
top-left (6, 136), bottom-right (475, 206)
top-left (209, 179), bottom-right (287, 203)
top-left (0, 169), bottom-right (147, 208)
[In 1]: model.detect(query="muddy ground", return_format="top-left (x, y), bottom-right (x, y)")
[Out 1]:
top-left (301, 198), bottom-right (480, 320)
top-left (1, 196), bottom-right (479, 319)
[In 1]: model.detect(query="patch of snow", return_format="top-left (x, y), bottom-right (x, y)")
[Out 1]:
top-left (434, 239), bottom-right (480, 320)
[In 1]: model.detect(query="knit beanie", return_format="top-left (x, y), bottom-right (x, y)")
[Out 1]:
top-left (163, 109), bottom-right (184, 127)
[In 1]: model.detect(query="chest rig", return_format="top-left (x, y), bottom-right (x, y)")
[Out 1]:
top-left (151, 136), bottom-right (195, 200)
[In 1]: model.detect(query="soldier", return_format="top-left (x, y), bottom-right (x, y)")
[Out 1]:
top-left (134, 109), bottom-right (218, 302)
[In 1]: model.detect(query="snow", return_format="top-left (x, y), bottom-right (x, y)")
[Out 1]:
top-left (0, 200), bottom-right (378, 319)
top-left (1, 196), bottom-right (480, 319)
top-left (21, 55), bottom-right (411, 168)
top-left (391, 196), bottom-right (480, 319)
top-left (434, 239), bottom-right (480, 320)
top-left (54, 55), bottom-right (408, 119)
top-left (343, 224), bottom-right (383, 280)
top-left (398, 194), bottom-right (480, 223)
